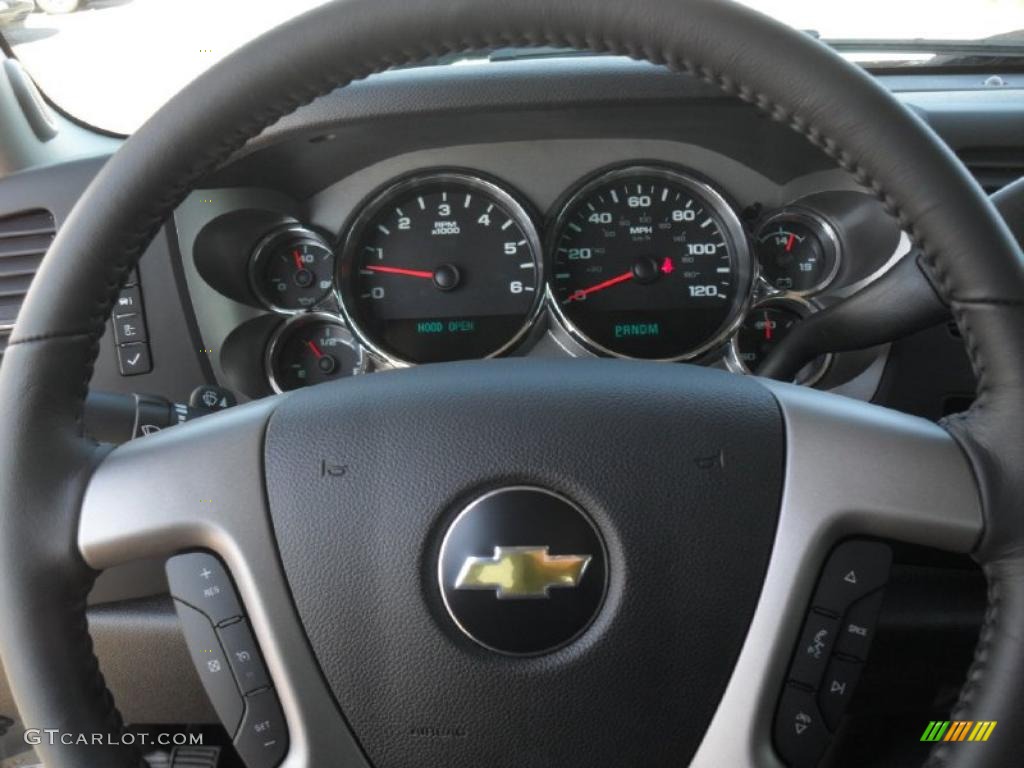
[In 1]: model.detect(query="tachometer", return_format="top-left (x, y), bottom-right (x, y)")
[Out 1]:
top-left (338, 172), bottom-right (543, 365)
top-left (548, 166), bottom-right (752, 360)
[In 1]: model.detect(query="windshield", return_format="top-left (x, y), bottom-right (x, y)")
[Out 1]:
top-left (3, 0), bottom-right (1023, 135)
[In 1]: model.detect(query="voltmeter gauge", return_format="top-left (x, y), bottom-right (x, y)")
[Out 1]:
top-left (754, 210), bottom-right (840, 296)
top-left (266, 313), bottom-right (366, 392)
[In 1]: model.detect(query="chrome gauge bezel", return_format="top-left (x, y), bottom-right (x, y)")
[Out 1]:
top-left (544, 164), bottom-right (755, 362)
top-left (249, 225), bottom-right (336, 314)
top-left (335, 170), bottom-right (546, 368)
top-left (265, 311), bottom-right (367, 394)
top-left (754, 207), bottom-right (842, 298)
top-left (725, 296), bottom-right (832, 388)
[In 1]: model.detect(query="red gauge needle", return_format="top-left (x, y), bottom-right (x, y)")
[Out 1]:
top-left (306, 340), bottom-right (324, 359)
top-left (292, 249), bottom-right (305, 271)
top-left (763, 311), bottom-right (773, 341)
top-left (564, 271), bottom-right (634, 303)
top-left (785, 234), bottom-right (797, 252)
top-left (364, 265), bottom-right (434, 279)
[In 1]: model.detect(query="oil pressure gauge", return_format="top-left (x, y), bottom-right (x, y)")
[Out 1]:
top-left (755, 210), bottom-right (840, 296)
top-left (250, 226), bottom-right (336, 312)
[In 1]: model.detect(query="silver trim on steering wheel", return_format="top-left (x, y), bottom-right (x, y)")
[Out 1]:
top-left (77, 382), bottom-right (981, 768)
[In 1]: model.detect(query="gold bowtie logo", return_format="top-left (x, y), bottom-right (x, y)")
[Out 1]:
top-left (455, 546), bottom-right (592, 599)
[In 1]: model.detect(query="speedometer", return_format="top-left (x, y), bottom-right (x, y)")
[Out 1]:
top-left (338, 172), bottom-right (543, 365)
top-left (548, 166), bottom-right (752, 360)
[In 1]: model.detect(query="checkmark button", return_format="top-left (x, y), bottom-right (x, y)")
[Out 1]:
top-left (117, 343), bottom-right (152, 376)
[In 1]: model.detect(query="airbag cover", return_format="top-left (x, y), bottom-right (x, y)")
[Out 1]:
top-left (265, 359), bottom-right (783, 767)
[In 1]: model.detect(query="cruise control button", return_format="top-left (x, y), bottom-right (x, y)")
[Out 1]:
top-left (235, 688), bottom-right (288, 767)
top-left (113, 313), bottom-right (148, 344)
top-left (774, 684), bottom-right (830, 768)
top-left (166, 552), bottom-right (243, 625)
top-left (812, 541), bottom-right (891, 616)
top-left (835, 589), bottom-right (884, 661)
top-left (172, 599), bottom-right (243, 735)
top-left (789, 611), bottom-right (838, 689)
top-left (218, 619), bottom-right (270, 694)
top-left (818, 656), bottom-right (863, 731)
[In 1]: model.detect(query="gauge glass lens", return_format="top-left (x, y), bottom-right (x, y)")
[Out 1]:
top-left (549, 167), bottom-right (749, 359)
top-left (252, 229), bottom-right (335, 311)
top-left (755, 216), bottom-right (837, 294)
top-left (340, 174), bottom-right (542, 364)
top-left (734, 304), bottom-right (828, 384)
top-left (268, 316), bottom-right (364, 392)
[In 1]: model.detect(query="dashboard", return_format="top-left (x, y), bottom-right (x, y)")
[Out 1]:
top-left (0, 53), bottom-right (1014, 745)
top-left (175, 136), bottom-right (903, 402)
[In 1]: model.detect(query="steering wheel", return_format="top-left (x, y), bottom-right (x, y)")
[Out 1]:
top-left (1, 1), bottom-right (1022, 766)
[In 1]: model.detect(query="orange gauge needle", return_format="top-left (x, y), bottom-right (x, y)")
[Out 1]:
top-left (564, 271), bottom-right (634, 303)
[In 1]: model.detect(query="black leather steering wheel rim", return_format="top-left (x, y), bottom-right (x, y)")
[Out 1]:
top-left (1, 0), bottom-right (1023, 766)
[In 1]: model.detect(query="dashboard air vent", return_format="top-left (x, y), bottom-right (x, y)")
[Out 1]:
top-left (957, 147), bottom-right (1024, 194)
top-left (0, 208), bottom-right (56, 362)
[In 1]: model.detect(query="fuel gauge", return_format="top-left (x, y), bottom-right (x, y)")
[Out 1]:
top-left (755, 211), bottom-right (840, 295)
top-left (266, 313), bottom-right (366, 392)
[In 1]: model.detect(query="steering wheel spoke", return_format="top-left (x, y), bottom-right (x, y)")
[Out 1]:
top-left (78, 398), bottom-right (368, 767)
top-left (79, 400), bottom-right (275, 568)
top-left (693, 382), bottom-right (982, 767)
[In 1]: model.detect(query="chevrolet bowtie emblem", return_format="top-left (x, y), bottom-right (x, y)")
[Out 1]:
top-left (455, 546), bottom-right (592, 599)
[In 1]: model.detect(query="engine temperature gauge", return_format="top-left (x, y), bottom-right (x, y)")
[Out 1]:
top-left (728, 299), bottom-right (830, 386)
top-left (266, 313), bottom-right (366, 392)
top-left (755, 211), bottom-right (840, 295)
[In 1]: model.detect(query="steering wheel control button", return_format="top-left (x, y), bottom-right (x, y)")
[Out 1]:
top-left (234, 688), bottom-right (288, 768)
top-left (171, 599), bottom-right (244, 736)
top-left (116, 342), bottom-right (152, 376)
top-left (166, 552), bottom-right (243, 626)
top-left (818, 656), bottom-right (863, 731)
top-left (438, 487), bottom-right (607, 655)
top-left (774, 685), bottom-right (830, 768)
top-left (775, 540), bottom-right (892, 760)
top-left (811, 540), bottom-right (892, 616)
top-left (835, 589), bottom-right (884, 661)
top-left (217, 619), bottom-right (270, 694)
top-left (789, 611), bottom-right (839, 688)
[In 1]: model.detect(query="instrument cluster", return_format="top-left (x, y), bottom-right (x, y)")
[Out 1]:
top-left (243, 163), bottom-right (852, 392)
